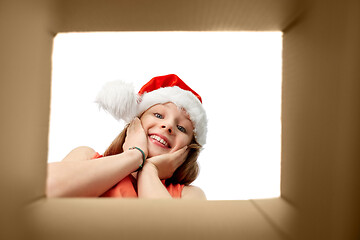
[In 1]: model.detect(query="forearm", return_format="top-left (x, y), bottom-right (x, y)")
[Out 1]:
top-left (137, 163), bottom-right (172, 199)
top-left (47, 150), bottom-right (142, 197)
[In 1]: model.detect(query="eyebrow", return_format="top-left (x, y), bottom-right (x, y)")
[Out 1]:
top-left (162, 104), bottom-right (192, 123)
top-left (178, 108), bottom-right (193, 127)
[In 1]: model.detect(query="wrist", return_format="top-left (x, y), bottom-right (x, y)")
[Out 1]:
top-left (124, 148), bottom-right (143, 171)
top-left (128, 147), bottom-right (146, 171)
top-left (142, 162), bottom-right (159, 176)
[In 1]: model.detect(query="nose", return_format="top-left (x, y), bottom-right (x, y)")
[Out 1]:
top-left (161, 125), bottom-right (172, 134)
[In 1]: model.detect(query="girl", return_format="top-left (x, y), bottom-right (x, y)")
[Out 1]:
top-left (46, 74), bottom-right (207, 199)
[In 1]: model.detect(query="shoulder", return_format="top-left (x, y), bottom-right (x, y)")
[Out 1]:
top-left (62, 146), bottom-right (97, 162)
top-left (181, 185), bottom-right (207, 200)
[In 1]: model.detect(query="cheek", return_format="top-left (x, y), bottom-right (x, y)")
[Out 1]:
top-left (177, 135), bottom-right (193, 147)
top-left (140, 117), bottom-right (151, 132)
top-left (170, 135), bottom-right (192, 153)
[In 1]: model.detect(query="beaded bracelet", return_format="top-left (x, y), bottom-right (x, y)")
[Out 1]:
top-left (129, 147), bottom-right (146, 171)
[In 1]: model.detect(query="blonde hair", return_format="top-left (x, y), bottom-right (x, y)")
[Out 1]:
top-left (103, 124), bottom-right (201, 186)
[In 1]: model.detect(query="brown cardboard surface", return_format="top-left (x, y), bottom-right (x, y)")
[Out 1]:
top-left (0, 1), bottom-right (58, 239)
top-left (24, 199), bottom-right (284, 240)
top-left (58, 0), bottom-right (300, 32)
top-left (1, 0), bottom-right (360, 239)
top-left (251, 198), bottom-right (298, 238)
top-left (281, 0), bottom-right (360, 238)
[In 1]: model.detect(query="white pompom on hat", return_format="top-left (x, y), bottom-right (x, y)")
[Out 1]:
top-left (95, 74), bottom-right (207, 146)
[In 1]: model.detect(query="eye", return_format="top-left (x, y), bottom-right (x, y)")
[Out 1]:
top-left (154, 113), bottom-right (163, 119)
top-left (177, 125), bottom-right (187, 133)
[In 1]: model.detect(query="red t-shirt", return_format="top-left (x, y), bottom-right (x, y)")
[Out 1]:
top-left (92, 152), bottom-right (184, 198)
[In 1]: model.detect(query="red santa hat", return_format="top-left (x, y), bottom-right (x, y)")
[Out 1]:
top-left (95, 74), bottom-right (207, 146)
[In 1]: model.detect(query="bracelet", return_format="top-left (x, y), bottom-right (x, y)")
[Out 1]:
top-left (129, 147), bottom-right (146, 171)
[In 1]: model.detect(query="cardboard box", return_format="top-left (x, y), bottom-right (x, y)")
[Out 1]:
top-left (0, 0), bottom-right (359, 239)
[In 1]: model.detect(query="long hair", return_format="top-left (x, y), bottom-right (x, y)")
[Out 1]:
top-left (103, 124), bottom-right (201, 186)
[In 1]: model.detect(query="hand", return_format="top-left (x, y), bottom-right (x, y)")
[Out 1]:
top-left (123, 118), bottom-right (148, 157)
top-left (145, 146), bottom-right (189, 179)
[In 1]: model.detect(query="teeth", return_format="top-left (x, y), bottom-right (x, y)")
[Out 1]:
top-left (150, 135), bottom-right (169, 147)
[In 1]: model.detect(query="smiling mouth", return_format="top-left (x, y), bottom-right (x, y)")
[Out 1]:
top-left (149, 135), bottom-right (171, 148)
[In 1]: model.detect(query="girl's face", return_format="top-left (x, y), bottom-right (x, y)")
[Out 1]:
top-left (140, 102), bottom-right (194, 158)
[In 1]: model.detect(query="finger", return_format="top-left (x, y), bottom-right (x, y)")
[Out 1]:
top-left (180, 148), bottom-right (190, 161)
top-left (127, 118), bottom-right (135, 132)
top-left (172, 147), bottom-right (190, 168)
top-left (127, 117), bottom-right (140, 133)
top-left (133, 117), bottom-right (140, 124)
top-left (129, 117), bottom-right (139, 128)
top-left (171, 145), bottom-right (188, 154)
top-left (134, 118), bottom-right (145, 131)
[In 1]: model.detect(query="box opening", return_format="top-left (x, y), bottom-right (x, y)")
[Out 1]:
top-left (48, 31), bottom-right (282, 200)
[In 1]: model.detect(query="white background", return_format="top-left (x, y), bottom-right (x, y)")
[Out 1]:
top-left (48, 32), bottom-right (282, 200)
